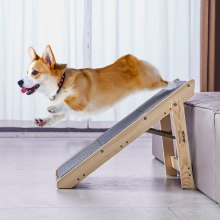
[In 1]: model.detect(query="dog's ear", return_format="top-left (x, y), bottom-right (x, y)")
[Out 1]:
top-left (28, 47), bottom-right (39, 61)
top-left (42, 45), bottom-right (56, 69)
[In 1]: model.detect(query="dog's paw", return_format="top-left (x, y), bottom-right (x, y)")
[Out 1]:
top-left (34, 118), bottom-right (50, 127)
top-left (47, 106), bottom-right (58, 114)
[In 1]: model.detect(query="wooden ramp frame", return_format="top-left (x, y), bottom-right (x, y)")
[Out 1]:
top-left (56, 80), bottom-right (195, 189)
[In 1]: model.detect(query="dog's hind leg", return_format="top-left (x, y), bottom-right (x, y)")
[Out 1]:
top-left (35, 113), bottom-right (66, 127)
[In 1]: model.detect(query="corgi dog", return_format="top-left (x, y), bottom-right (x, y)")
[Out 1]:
top-left (17, 45), bottom-right (175, 127)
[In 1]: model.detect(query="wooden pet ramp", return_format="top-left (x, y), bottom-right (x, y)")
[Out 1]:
top-left (56, 80), bottom-right (195, 189)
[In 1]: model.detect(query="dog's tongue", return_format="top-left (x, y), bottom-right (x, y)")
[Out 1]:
top-left (21, 88), bottom-right (27, 93)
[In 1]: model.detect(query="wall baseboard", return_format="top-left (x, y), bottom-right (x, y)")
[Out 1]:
top-left (0, 120), bottom-right (152, 139)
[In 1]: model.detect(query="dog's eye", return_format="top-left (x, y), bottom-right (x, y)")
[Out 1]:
top-left (32, 70), bottom-right (39, 76)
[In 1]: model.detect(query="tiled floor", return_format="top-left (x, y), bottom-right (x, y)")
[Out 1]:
top-left (0, 134), bottom-right (219, 220)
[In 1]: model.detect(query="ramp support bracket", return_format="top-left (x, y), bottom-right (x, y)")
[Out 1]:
top-left (147, 128), bottom-right (175, 139)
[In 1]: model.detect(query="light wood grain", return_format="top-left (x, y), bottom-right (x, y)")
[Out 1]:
top-left (171, 100), bottom-right (195, 189)
top-left (160, 115), bottom-right (177, 176)
top-left (171, 156), bottom-right (180, 172)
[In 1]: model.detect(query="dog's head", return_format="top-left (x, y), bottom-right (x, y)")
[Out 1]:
top-left (18, 45), bottom-right (63, 96)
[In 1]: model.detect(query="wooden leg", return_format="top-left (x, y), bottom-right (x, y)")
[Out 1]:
top-left (171, 100), bottom-right (195, 189)
top-left (160, 114), bottom-right (177, 176)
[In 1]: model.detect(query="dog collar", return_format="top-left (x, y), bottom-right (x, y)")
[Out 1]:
top-left (49, 71), bottom-right (66, 101)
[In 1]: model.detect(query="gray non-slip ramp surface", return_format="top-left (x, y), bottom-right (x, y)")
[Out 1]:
top-left (56, 80), bottom-right (186, 179)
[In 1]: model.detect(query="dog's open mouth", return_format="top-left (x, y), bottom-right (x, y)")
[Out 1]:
top-left (21, 84), bottom-right (40, 95)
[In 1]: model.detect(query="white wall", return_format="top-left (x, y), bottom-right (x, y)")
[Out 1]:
top-left (0, 0), bottom-right (200, 123)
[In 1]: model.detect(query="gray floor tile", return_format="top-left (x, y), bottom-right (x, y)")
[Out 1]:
top-left (171, 206), bottom-right (220, 220)
top-left (0, 207), bottom-right (177, 220)
top-left (0, 135), bottom-right (219, 219)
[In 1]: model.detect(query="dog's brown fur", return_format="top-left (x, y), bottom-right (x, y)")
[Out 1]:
top-left (55, 54), bottom-right (167, 112)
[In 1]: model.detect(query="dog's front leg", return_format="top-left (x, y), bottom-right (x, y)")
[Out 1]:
top-left (35, 102), bottom-right (69, 127)
top-left (47, 103), bottom-right (67, 114)
top-left (34, 113), bottom-right (66, 127)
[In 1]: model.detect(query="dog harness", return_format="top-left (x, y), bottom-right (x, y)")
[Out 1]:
top-left (49, 71), bottom-right (66, 101)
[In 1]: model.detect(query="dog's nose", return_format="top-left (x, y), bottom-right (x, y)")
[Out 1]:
top-left (17, 80), bottom-right (24, 87)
